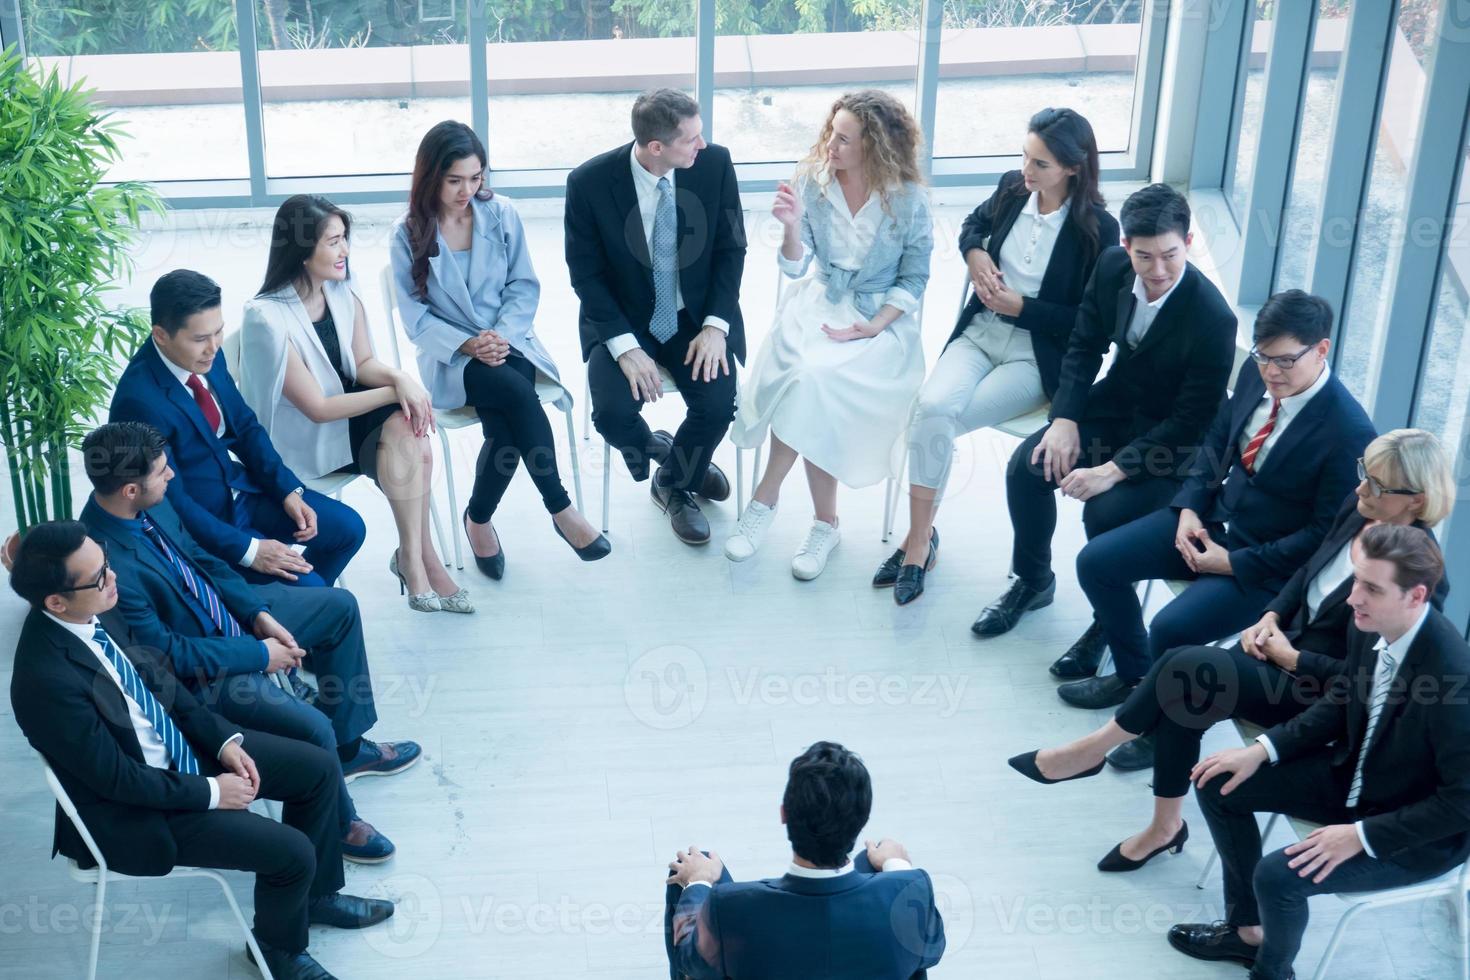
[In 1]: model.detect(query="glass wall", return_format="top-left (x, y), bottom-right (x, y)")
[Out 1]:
top-left (1411, 138), bottom-right (1470, 453)
top-left (1227, 0), bottom-right (1273, 221)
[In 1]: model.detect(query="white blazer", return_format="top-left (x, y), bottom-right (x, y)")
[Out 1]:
top-left (238, 278), bottom-right (366, 480)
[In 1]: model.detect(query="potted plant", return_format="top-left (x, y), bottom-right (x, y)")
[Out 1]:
top-left (0, 43), bottom-right (160, 560)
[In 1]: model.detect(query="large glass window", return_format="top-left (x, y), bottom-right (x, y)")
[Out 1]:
top-left (255, 1), bottom-right (471, 179)
top-left (931, 0), bottom-right (1146, 160)
top-left (1227, 0), bottom-right (1274, 221)
top-left (1410, 135), bottom-right (1470, 452)
top-left (18, 0), bottom-right (249, 181)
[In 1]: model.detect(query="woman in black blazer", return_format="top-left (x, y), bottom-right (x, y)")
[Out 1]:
top-left (876, 108), bottom-right (1120, 604)
top-left (1009, 428), bottom-right (1455, 871)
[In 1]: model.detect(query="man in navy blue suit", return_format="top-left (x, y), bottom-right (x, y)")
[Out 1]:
top-left (109, 269), bottom-right (364, 587)
top-left (664, 742), bottom-right (945, 979)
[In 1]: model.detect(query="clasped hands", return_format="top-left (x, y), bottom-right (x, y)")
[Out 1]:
top-left (1240, 611), bottom-right (1300, 671)
top-left (1174, 508), bottom-right (1233, 576)
top-left (253, 611), bottom-right (307, 674)
top-left (251, 492), bottom-right (318, 581)
top-left (1030, 419), bottom-right (1123, 501)
top-left (966, 249), bottom-right (1023, 318)
top-left (459, 329), bottom-right (511, 367)
top-left (215, 740), bottom-right (262, 810)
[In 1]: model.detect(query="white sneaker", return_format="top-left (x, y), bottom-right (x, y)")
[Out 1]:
top-left (791, 520), bottom-right (840, 580)
top-left (724, 500), bottom-right (777, 561)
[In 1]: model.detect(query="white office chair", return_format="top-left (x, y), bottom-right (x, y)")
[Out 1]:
top-left (38, 755), bottom-right (273, 980)
top-left (379, 266), bottom-right (584, 569)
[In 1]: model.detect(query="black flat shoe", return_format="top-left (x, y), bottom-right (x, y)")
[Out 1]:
top-left (1098, 822), bottom-right (1188, 872)
top-left (463, 507), bottom-right (505, 580)
top-left (873, 527), bottom-right (938, 588)
top-left (893, 530), bottom-right (939, 605)
top-left (1166, 919), bottom-right (1257, 967)
top-left (552, 519), bottom-right (612, 561)
top-left (651, 472), bottom-right (710, 545)
top-left (1050, 620), bottom-right (1107, 679)
top-left (1057, 674), bottom-right (1137, 709)
top-left (1007, 750), bottom-right (1105, 785)
top-left (1106, 734), bottom-right (1155, 772)
top-left (971, 575), bottom-right (1055, 637)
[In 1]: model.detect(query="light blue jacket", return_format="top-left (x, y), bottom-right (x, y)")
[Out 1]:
top-left (779, 176), bottom-right (933, 320)
top-left (389, 195), bottom-right (565, 410)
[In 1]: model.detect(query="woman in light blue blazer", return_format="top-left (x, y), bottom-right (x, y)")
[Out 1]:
top-left (391, 121), bottom-right (609, 578)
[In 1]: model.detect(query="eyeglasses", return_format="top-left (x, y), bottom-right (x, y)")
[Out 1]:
top-left (57, 544), bottom-right (110, 594)
top-left (1248, 343), bottom-right (1316, 370)
top-left (1357, 458), bottom-right (1420, 498)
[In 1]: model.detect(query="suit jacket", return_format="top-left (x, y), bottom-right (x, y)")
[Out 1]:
top-left (1263, 609), bottom-right (1470, 873)
top-left (1173, 361), bottom-right (1376, 593)
top-left (1049, 247), bottom-right (1237, 482)
top-left (10, 607), bottom-right (233, 876)
top-left (1265, 493), bottom-right (1448, 682)
top-left (950, 169), bottom-right (1120, 400)
top-left (565, 141), bottom-right (747, 363)
top-left (671, 868), bottom-right (945, 979)
top-left (81, 495), bottom-right (270, 682)
top-left (109, 340), bottom-right (302, 566)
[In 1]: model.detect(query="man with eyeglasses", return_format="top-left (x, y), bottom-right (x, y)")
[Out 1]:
top-left (8, 521), bottom-right (392, 979)
top-left (1057, 289), bottom-right (1375, 717)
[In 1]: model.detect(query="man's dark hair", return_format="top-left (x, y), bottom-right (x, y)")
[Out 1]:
top-left (782, 741), bottom-right (872, 868)
top-left (1253, 289), bottom-right (1334, 347)
top-left (1360, 523), bottom-right (1445, 595)
top-left (632, 88), bottom-right (700, 147)
top-left (1120, 183), bottom-right (1191, 241)
top-left (150, 269), bottom-right (222, 336)
top-left (82, 422), bottom-right (168, 496)
top-left (9, 521), bottom-right (88, 607)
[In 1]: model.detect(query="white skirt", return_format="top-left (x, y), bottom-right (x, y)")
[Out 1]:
top-left (731, 275), bottom-right (924, 488)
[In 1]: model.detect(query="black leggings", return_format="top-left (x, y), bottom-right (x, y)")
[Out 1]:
top-left (1114, 642), bottom-right (1328, 798)
top-left (462, 354), bottom-right (571, 522)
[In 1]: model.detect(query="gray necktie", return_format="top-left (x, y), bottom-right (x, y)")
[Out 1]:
top-left (650, 176), bottom-right (678, 343)
top-left (1346, 646), bottom-right (1398, 808)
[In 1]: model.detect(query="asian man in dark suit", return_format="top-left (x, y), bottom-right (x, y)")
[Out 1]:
top-left (565, 88), bottom-right (747, 545)
top-left (109, 269), bottom-right (364, 587)
top-left (973, 183), bottom-right (1237, 649)
top-left (8, 522), bottom-right (393, 980)
top-left (664, 741), bottom-right (945, 979)
top-left (1173, 525), bottom-right (1470, 980)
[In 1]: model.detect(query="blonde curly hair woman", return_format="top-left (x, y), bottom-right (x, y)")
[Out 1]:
top-left (727, 90), bottom-right (933, 581)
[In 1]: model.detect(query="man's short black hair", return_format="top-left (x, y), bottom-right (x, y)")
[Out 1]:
top-left (1120, 183), bottom-right (1191, 241)
top-left (150, 269), bottom-right (222, 336)
top-left (9, 521), bottom-right (88, 608)
top-left (1253, 289), bottom-right (1335, 347)
top-left (782, 741), bottom-right (872, 868)
top-left (82, 422), bottom-right (168, 496)
top-left (631, 88), bottom-right (700, 147)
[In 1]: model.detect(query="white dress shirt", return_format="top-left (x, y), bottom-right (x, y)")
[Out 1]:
top-left (604, 146), bottom-right (731, 360)
top-left (1236, 362), bottom-right (1333, 468)
top-left (1123, 272), bottom-right (1183, 349)
top-left (684, 855), bottom-right (913, 890)
top-left (44, 612), bottom-right (240, 810)
top-left (1306, 535), bottom-right (1356, 622)
top-left (965, 192), bottom-right (1069, 342)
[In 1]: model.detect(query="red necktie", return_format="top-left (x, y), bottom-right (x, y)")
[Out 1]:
top-left (185, 374), bottom-right (222, 433)
top-left (1240, 399), bottom-right (1280, 475)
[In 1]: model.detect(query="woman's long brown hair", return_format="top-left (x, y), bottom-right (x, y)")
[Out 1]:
top-left (406, 120), bottom-right (493, 299)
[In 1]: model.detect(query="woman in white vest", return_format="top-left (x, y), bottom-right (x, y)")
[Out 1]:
top-left (239, 194), bottom-right (471, 613)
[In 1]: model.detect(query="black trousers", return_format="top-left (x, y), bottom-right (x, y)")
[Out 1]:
top-left (462, 353), bottom-right (572, 522)
top-left (1115, 642), bottom-right (1320, 797)
top-left (1006, 419), bottom-right (1182, 588)
top-left (173, 727), bottom-right (344, 952)
top-left (588, 311), bottom-right (738, 493)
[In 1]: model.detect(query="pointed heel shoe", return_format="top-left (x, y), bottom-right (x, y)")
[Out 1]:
top-left (463, 507), bottom-right (505, 580)
top-left (1097, 822), bottom-right (1189, 872)
top-left (1007, 750), bottom-right (1105, 785)
top-left (893, 528), bottom-right (939, 605)
top-left (389, 549), bottom-right (440, 613)
top-left (553, 519), bottom-right (612, 561)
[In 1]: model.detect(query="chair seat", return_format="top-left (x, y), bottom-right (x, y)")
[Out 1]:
top-left (303, 471), bottom-right (358, 497)
top-left (993, 405), bottom-right (1051, 439)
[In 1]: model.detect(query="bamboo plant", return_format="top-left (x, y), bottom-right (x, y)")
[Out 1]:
top-left (0, 44), bottom-right (159, 534)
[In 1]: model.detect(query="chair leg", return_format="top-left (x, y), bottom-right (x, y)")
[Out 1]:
top-left (440, 427), bottom-right (464, 570)
top-left (582, 376), bottom-right (591, 441)
top-left (601, 442), bottom-right (612, 535)
top-left (564, 408), bottom-right (585, 514)
top-left (1195, 846), bottom-right (1218, 889)
top-left (87, 872), bottom-right (106, 980)
top-left (753, 445), bottom-right (763, 501)
top-left (1311, 902), bottom-right (1367, 980)
top-left (1095, 647), bottom-right (1115, 677)
top-left (206, 869), bottom-right (274, 980)
top-left (1460, 884), bottom-right (1468, 980)
top-left (428, 493), bottom-right (451, 568)
top-left (881, 479), bottom-right (894, 543)
top-left (736, 448), bottom-right (745, 516)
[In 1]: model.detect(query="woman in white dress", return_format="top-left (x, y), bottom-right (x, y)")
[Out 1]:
top-left (726, 90), bottom-right (932, 580)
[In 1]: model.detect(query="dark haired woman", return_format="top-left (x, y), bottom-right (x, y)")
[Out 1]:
top-left (239, 194), bottom-right (471, 613)
top-left (875, 107), bottom-right (1119, 604)
top-left (390, 120), bottom-right (608, 577)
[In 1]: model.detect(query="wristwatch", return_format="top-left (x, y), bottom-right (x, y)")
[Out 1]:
top-left (291, 486), bottom-right (304, 496)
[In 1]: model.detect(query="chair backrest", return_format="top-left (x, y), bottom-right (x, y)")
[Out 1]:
top-left (221, 328), bottom-right (243, 378)
top-left (378, 265), bottom-right (407, 373)
top-left (38, 754), bottom-right (108, 873)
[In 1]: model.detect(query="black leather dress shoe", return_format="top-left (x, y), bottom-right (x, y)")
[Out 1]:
top-left (874, 527), bottom-right (938, 589)
top-left (648, 429), bottom-right (675, 464)
top-left (971, 575), bottom-right (1056, 637)
top-left (893, 529), bottom-right (939, 606)
top-left (307, 892), bottom-right (395, 930)
top-left (651, 475), bottom-right (710, 545)
top-left (1166, 921), bottom-right (1259, 967)
top-left (249, 935), bottom-right (337, 979)
top-left (1106, 733), bottom-right (1155, 771)
top-left (1057, 674), bottom-right (1137, 709)
top-left (696, 462), bottom-right (731, 502)
top-left (1049, 620), bottom-right (1107, 679)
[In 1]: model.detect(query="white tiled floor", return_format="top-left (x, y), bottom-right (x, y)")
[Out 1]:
top-left (0, 196), bottom-right (1458, 978)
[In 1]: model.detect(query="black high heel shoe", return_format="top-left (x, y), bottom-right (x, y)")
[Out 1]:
top-left (463, 507), bottom-right (505, 580)
top-left (553, 519), bottom-right (612, 561)
top-left (893, 528), bottom-right (939, 605)
top-left (1007, 749), bottom-right (1105, 785)
top-left (1097, 822), bottom-right (1189, 872)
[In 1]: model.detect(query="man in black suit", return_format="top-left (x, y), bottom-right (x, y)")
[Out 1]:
top-left (565, 88), bottom-right (746, 544)
top-left (973, 183), bottom-right (1237, 642)
top-left (1056, 290), bottom-right (1376, 709)
top-left (1172, 525), bottom-right (1470, 980)
top-left (9, 522), bottom-right (393, 980)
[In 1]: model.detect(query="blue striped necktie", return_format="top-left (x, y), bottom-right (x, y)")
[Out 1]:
top-left (139, 514), bottom-right (243, 638)
top-left (93, 623), bottom-right (200, 775)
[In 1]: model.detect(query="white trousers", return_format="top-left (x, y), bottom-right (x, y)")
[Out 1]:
top-left (907, 314), bottom-right (1046, 492)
